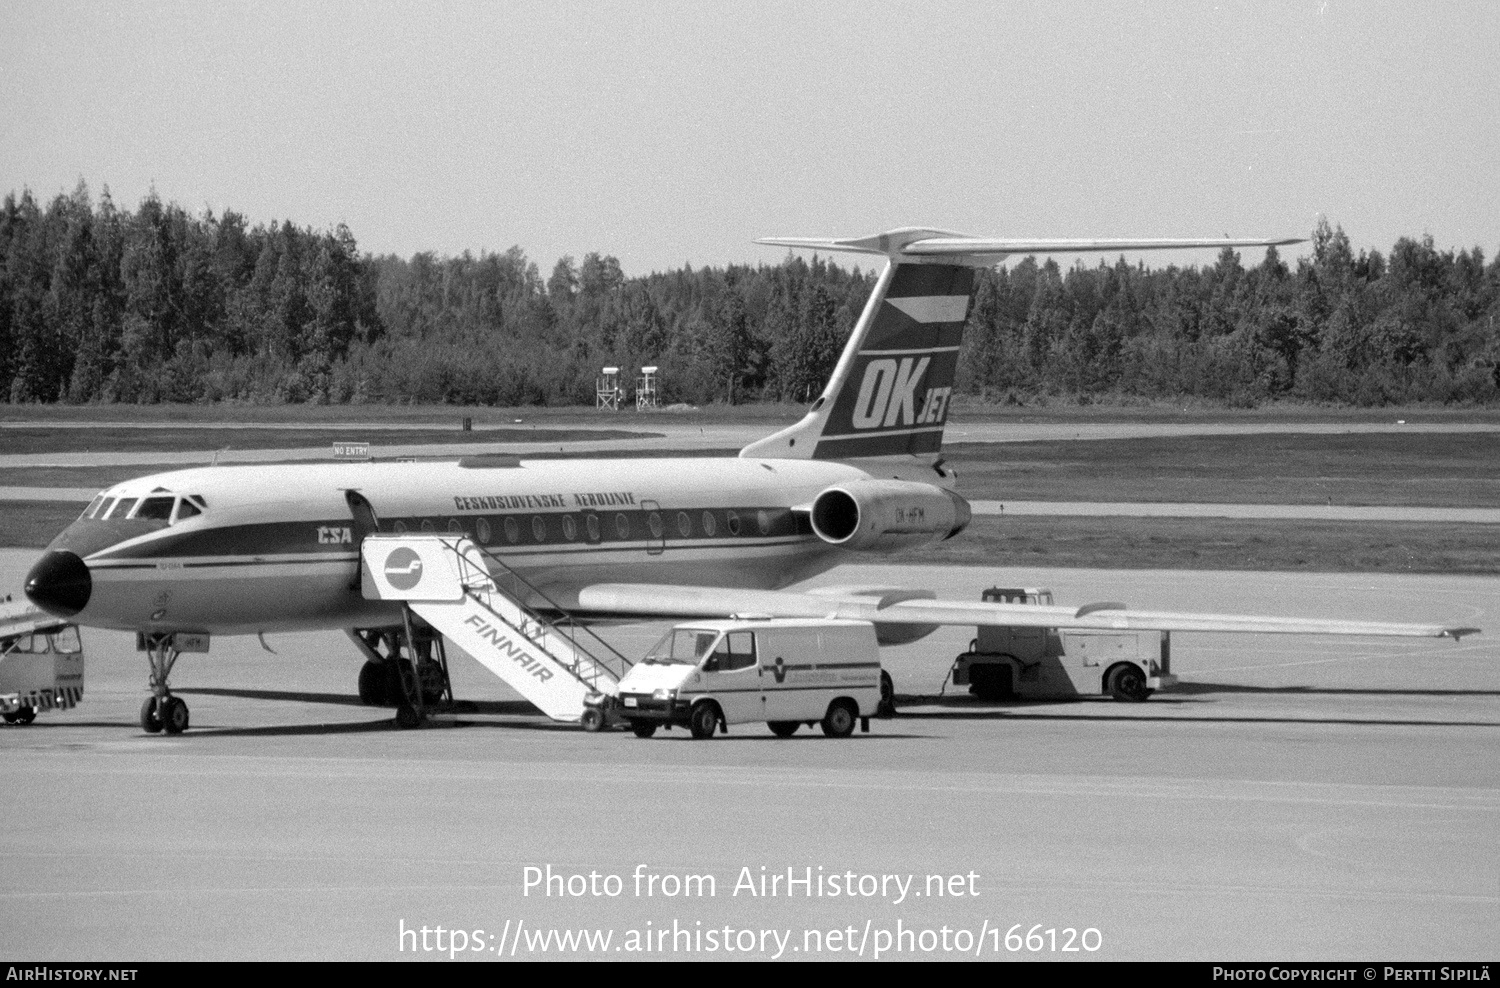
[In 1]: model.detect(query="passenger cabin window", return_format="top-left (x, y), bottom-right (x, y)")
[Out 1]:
top-left (135, 496), bottom-right (175, 521)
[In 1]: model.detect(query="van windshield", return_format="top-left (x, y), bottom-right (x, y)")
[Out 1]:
top-left (641, 629), bottom-right (720, 665)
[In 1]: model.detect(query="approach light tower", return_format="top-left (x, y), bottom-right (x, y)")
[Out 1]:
top-left (596, 366), bottom-right (621, 411)
top-left (636, 365), bottom-right (658, 410)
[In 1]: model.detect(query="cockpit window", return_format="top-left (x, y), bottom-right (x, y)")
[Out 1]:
top-left (93, 497), bottom-right (117, 519)
top-left (107, 498), bottom-right (137, 519)
top-left (135, 496), bottom-right (175, 521)
top-left (80, 495), bottom-right (104, 520)
top-left (173, 498), bottom-right (202, 522)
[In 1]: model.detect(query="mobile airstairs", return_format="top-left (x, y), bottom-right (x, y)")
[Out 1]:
top-left (358, 534), bottom-right (632, 729)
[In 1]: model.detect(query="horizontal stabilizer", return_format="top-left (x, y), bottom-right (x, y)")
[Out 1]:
top-left (758, 227), bottom-right (1304, 265)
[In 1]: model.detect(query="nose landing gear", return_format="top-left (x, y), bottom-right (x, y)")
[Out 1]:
top-left (139, 635), bottom-right (190, 734)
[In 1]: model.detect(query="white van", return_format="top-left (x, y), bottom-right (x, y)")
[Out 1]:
top-left (615, 618), bottom-right (883, 739)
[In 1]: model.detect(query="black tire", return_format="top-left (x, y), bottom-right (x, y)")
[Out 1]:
top-left (357, 660), bottom-right (388, 706)
top-left (629, 720), bottom-right (658, 738)
top-left (969, 661), bottom-right (1014, 702)
top-left (768, 720), bottom-right (799, 738)
top-left (140, 697), bottom-right (164, 734)
top-left (162, 696), bottom-right (190, 734)
top-left (878, 670), bottom-right (896, 715)
top-left (387, 660), bottom-right (427, 707)
top-left (688, 702), bottom-right (719, 740)
top-left (394, 703), bottom-right (424, 729)
top-left (417, 659), bottom-right (447, 704)
top-left (1, 711), bottom-right (17, 724)
top-left (1108, 663), bottom-right (1151, 702)
top-left (580, 707), bottom-right (606, 732)
top-left (10, 706), bottom-right (36, 726)
top-left (820, 700), bottom-right (856, 738)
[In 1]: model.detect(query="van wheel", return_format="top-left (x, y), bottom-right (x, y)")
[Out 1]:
top-left (820, 701), bottom-right (856, 738)
top-left (629, 720), bottom-right (658, 738)
top-left (768, 721), bottom-right (799, 738)
top-left (688, 703), bottom-right (720, 740)
top-left (1107, 663), bottom-right (1151, 702)
top-left (878, 670), bottom-right (896, 715)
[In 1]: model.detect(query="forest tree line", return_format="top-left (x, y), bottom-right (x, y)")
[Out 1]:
top-left (3, 183), bottom-right (1498, 408)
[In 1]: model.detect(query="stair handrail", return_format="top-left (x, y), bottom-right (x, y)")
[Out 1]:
top-left (439, 537), bottom-right (634, 686)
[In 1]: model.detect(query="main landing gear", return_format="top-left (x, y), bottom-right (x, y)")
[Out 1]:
top-left (139, 634), bottom-right (190, 735)
top-left (347, 618), bottom-right (453, 729)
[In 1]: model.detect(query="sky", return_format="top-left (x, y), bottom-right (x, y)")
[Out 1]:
top-left (3, 0), bottom-right (1497, 277)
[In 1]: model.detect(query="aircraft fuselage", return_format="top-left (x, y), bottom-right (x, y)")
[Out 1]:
top-left (27, 456), bottom-right (885, 636)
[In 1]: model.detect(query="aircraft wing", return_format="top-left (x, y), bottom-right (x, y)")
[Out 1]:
top-left (574, 583), bottom-right (1478, 639)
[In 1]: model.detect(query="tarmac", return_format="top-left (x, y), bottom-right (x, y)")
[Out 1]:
top-left (1, 552), bottom-right (1496, 961)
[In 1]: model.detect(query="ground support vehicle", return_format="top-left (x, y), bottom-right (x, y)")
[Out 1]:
top-left (1, 596), bottom-right (85, 725)
top-left (614, 618), bottom-right (884, 738)
top-left (951, 588), bottom-right (1176, 702)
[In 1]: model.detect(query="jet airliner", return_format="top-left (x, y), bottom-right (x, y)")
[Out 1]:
top-left (23, 228), bottom-right (1479, 733)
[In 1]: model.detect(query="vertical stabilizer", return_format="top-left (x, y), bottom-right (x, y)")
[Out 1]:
top-left (741, 229), bottom-right (979, 461)
top-left (739, 227), bottom-right (1305, 462)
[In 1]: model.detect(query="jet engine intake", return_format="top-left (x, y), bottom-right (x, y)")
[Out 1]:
top-left (809, 480), bottom-right (971, 552)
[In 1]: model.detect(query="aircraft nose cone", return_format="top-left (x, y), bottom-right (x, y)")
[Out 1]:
top-left (24, 550), bottom-right (92, 617)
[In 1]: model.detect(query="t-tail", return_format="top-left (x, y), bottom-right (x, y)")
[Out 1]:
top-left (740, 227), bottom-right (1304, 463)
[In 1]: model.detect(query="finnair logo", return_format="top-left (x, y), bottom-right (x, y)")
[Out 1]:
top-left (851, 357), bottom-right (952, 429)
top-left (383, 547), bottom-right (424, 590)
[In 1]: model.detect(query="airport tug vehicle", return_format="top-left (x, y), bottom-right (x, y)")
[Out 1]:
top-left (610, 618), bottom-right (885, 739)
top-left (1, 595), bottom-right (85, 725)
top-left (952, 588), bottom-right (1176, 702)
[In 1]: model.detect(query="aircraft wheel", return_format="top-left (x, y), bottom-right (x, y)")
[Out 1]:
top-left (878, 670), bottom-right (896, 715)
top-left (139, 698), bottom-right (164, 734)
top-left (688, 702), bottom-right (719, 740)
top-left (417, 660), bottom-right (446, 704)
top-left (1107, 663), bottom-right (1151, 702)
top-left (580, 707), bottom-right (606, 732)
top-left (162, 696), bottom-right (190, 734)
top-left (820, 700), bottom-right (856, 738)
top-left (768, 720), bottom-right (799, 738)
top-left (629, 720), bottom-right (658, 738)
top-left (388, 660), bottom-right (417, 704)
top-left (357, 660), bottom-right (389, 706)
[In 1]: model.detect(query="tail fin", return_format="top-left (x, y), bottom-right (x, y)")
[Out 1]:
top-left (739, 227), bottom-right (1304, 462)
top-left (740, 229), bottom-right (978, 461)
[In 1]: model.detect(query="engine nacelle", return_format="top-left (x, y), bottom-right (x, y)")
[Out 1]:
top-left (808, 480), bottom-right (971, 553)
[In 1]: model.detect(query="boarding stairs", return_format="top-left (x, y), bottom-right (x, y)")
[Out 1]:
top-left (359, 534), bottom-right (632, 722)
